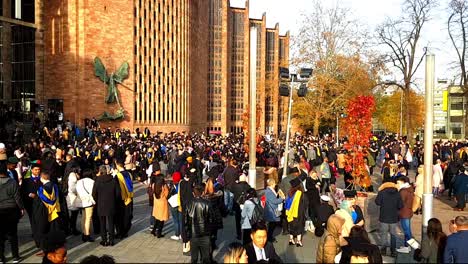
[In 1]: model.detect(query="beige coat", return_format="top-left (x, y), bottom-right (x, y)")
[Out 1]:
top-left (317, 215), bottom-right (345, 263)
top-left (152, 185), bottom-right (170, 221)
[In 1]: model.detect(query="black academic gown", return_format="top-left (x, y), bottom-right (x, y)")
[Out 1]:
top-left (31, 182), bottom-right (62, 248)
top-left (20, 176), bottom-right (43, 219)
top-left (115, 171), bottom-right (133, 238)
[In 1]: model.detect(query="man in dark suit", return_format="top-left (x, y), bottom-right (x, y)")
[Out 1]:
top-left (245, 222), bottom-right (282, 264)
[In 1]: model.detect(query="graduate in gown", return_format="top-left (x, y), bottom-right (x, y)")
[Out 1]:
top-left (114, 162), bottom-right (134, 239)
top-left (32, 172), bottom-right (63, 253)
top-left (20, 163), bottom-right (42, 235)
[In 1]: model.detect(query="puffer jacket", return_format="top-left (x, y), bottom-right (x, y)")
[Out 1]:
top-left (375, 182), bottom-right (403, 224)
top-left (185, 197), bottom-right (215, 238)
top-left (0, 176), bottom-right (23, 210)
top-left (317, 214), bottom-right (345, 263)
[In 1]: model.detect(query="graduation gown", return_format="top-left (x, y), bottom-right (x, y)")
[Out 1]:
top-left (20, 176), bottom-right (43, 215)
top-left (32, 182), bottom-right (62, 248)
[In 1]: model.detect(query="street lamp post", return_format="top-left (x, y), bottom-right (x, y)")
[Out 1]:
top-left (248, 27), bottom-right (257, 189)
top-left (282, 75), bottom-right (295, 179)
top-left (280, 68), bottom-right (312, 179)
top-left (423, 54), bottom-right (435, 239)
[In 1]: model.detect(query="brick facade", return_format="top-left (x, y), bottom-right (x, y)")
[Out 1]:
top-left (42, 0), bottom-right (135, 129)
top-left (34, 0), bottom-right (289, 134)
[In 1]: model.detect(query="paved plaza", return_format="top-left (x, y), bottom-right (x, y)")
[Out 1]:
top-left (3, 170), bottom-right (462, 263)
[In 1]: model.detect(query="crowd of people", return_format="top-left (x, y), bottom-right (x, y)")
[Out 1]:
top-left (0, 116), bottom-right (467, 263)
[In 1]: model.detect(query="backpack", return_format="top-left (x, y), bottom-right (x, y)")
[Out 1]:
top-left (236, 190), bottom-right (247, 205)
top-left (249, 200), bottom-right (265, 226)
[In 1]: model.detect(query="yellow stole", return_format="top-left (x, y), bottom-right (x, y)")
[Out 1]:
top-left (117, 171), bottom-right (134, 206)
top-left (286, 190), bottom-right (302, 222)
top-left (38, 185), bottom-right (61, 222)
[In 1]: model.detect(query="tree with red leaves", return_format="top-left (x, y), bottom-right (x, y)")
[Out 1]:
top-left (342, 95), bottom-right (375, 189)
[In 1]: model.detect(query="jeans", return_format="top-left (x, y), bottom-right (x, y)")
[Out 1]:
top-left (191, 236), bottom-right (211, 264)
top-left (170, 207), bottom-right (182, 237)
top-left (400, 218), bottom-right (412, 246)
top-left (224, 190), bottom-right (234, 212)
top-left (379, 222), bottom-right (403, 253)
top-left (432, 187), bottom-right (439, 196)
top-left (81, 207), bottom-right (93, 236)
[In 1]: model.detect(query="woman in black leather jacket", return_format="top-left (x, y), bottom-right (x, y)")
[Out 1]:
top-left (202, 178), bottom-right (225, 249)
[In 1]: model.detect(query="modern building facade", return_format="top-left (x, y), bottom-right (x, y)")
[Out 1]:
top-left (447, 85), bottom-right (466, 139)
top-left (433, 79), bottom-right (449, 138)
top-left (0, 0), bottom-right (290, 134)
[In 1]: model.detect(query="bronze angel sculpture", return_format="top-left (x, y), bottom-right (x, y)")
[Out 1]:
top-left (93, 57), bottom-right (129, 120)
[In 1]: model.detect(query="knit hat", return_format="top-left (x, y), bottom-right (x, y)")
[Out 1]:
top-left (172, 171), bottom-right (182, 184)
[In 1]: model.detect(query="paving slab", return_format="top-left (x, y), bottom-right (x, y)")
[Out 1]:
top-left (5, 167), bottom-right (459, 263)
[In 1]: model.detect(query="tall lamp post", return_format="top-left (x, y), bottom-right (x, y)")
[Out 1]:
top-left (280, 68), bottom-right (312, 179)
top-left (422, 54), bottom-right (435, 238)
top-left (335, 107), bottom-right (345, 146)
top-left (248, 27), bottom-right (257, 188)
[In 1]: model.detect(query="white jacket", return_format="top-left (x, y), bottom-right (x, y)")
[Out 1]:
top-left (432, 164), bottom-right (443, 188)
top-left (76, 178), bottom-right (95, 208)
top-left (66, 172), bottom-right (81, 210)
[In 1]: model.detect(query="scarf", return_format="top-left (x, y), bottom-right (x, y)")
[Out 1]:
top-left (38, 184), bottom-right (61, 222)
top-left (286, 190), bottom-right (302, 222)
top-left (117, 171), bottom-right (134, 205)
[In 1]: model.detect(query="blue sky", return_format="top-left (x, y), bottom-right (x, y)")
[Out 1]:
top-left (230, 0), bottom-right (457, 88)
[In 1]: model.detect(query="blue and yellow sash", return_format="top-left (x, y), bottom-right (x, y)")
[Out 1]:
top-left (286, 190), bottom-right (302, 222)
top-left (117, 171), bottom-right (133, 206)
top-left (37, 184), bottom-right (61, 222)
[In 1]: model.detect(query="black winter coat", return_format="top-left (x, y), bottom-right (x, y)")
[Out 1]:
top-left (92, 174), bottom-right (121, 217)
top-left (375, 182), bottom-right (403, 224)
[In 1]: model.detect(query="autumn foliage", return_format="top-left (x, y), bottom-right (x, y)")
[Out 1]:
top-left (374, 89), bottom-right (424, 133)
top-left (292, 55), bottom-right (378, 134)
top-left (342, 95), bottom-right (375, 188)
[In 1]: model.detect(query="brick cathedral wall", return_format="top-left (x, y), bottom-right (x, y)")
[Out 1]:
top-left (43, 0), bottom-right (134, 128)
